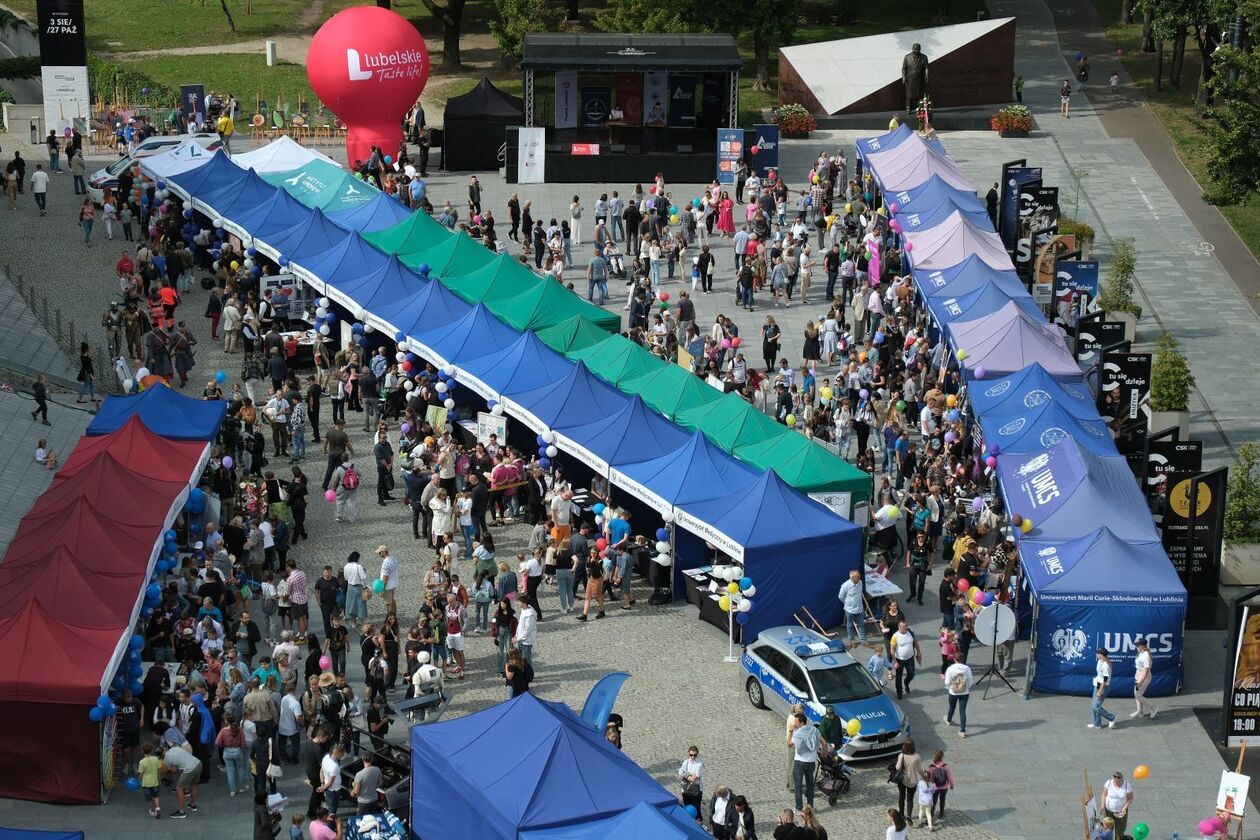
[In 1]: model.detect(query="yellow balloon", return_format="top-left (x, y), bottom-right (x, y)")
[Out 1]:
top-left (887, 506), bottom-right (900, 519)
top-left (956, 348), bottom-right (969, 361)
top-left (844, 203), bottom-right (852, 213)
top-left (727, 581), bottom-right (740, 594)
top-left (812, 174), bottom-right (819, 184)
top-left (1020, 517), bottom-right (1034, 533)
top-left (968, 586), bottom-right (981, 598)
top-left (820, 386), bottom-right (833, 401)
top-left (877, 207), bottom-right (887, 216)
top-left (845, 718), bottom-right (861, 736)
top-left (230, 260), bottom-right (239, 271)
top-left (785, 413), bottom-right (796, 427)
top-left (718, 595), bottom-right (731, 612)
top-left (946, 394), bottom-right (958, 408)
top-left (670, 215), bottom-right (679, 223)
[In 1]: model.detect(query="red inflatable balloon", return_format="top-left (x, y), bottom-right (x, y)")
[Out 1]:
top-left (307, 6), bottom-right (430, 168)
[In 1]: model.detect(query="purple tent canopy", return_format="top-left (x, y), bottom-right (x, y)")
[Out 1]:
top-left (905, 209), bottom-right (1011, 271)
top-left (951, 301), bottom-right (1079, 378)
top-left (862, 134), bottom-right (971, 193)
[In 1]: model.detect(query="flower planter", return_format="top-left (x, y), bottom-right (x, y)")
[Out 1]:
top-left (1148, 409), bottom-right (1190, 440)
top-left (1221, 543), bottom-right (1260, 586)
top-left (999, 129), bottom-right (1029, 138)
top-left (1110, 309), bottom-right (1137, 343)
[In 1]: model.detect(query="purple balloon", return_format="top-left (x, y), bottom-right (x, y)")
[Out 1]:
top-left (859, 388), bottom-right (870, 399)
top-left (401, 422), bottom-right (412, 435)
top-left (989, 443), bottom-right (1001, 455)
top-left (944, 431), bottom-right (956, 443)
top-left (971, 496), bottom-right (983, 513)
top-left (221, 455), bottom-right (233, 469)
top-left (973, 366), bottom-right (988, 379)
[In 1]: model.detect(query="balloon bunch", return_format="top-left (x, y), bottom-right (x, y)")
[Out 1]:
top-left (435, 364), bottom-right (458, 410)
top-left (313, 297), bottom-right (337, 337)
top-left (710, 567), bottom-right (756, 624)
top-left (653, 523), bottom-right (674, 568)
top-left (536, 430), bottom-right (558, 471)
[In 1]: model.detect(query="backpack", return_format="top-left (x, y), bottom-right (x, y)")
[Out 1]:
top-left (931, 765), bottom-right (949, 787)
top-left (340, 463), bottom-right (359, 490)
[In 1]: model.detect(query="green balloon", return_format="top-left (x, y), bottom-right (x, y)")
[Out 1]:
top-left (372, 579), bottom-right (385, 594)
top-left (1132, 823), bottom-right (1149, 840)
top-left (896, 400), bottom-right (907, 412)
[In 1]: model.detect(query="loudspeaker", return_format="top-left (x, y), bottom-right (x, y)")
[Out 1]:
top-left (676, 144), bottom-right (693, 153)
top-left (610, 144), bottom-right (626, 153)
top-left (625, 145), bottom-right (641, 154)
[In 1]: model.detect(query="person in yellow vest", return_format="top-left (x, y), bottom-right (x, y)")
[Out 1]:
top-left (215, 113), bottom-right (235, 154)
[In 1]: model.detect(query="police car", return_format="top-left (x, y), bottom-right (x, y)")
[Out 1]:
top-left (741, 626), bottom-right (909, 761)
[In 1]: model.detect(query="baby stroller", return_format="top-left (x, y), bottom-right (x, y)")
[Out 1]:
top-left (816, 750), bottom-right (853, 805)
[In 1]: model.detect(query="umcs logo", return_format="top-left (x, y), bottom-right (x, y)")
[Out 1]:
top-left (1037, 545), bottom-right (1064, 576)
top-left (1101, 633), bottom-right (1175, 654)
top-left (1051, 626), bottom-right (1089, 662)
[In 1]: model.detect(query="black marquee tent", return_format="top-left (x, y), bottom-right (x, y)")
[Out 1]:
top-left (443, 77), bottom-right (525, 172)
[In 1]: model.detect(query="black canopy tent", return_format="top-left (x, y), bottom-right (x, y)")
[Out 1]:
top-left (442, 77), bottom-right (525, 171)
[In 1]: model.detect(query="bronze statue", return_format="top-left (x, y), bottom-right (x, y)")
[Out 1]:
top-left (902, 43), bottom-right (929, 112)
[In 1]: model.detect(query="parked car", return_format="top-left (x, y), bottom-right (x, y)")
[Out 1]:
top-left (340, 728), bottom-right (412, 813)
top-left (87, 133), bottom-right (222, 203)
top-left (741, 625), bottom-right (909, 761)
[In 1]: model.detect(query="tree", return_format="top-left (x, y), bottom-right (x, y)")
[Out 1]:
top-left (219, 0), bottom-right (236, 32)
top-left (417, 0), bottom-right (469, 69)
top-left (1149, 331), bottom-right (1195, 412)
top-left (490, 0), bottom-right (565, 67)
top-left (1225, 444), bottom-right (1260, 543)
top-left (1204, 6), bottom-right (1260, 204)
top-left (1137, 0), bottom-right (1227, 114)
top-left (1096, 237), bottom-right (1142, 318)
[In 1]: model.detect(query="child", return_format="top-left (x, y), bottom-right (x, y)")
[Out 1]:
top-left (289, 814), bottom-right (306, 840)
top-left (866, 650), bottom-right (892, 685)
top-left (34, 439), bottom-right (57, 470)
top-left (939, 628), bottom-right (960, 677)
top-left (137, 742), bottom-right (162, 819)
top-left (916, 769), bottom-right (935, 830)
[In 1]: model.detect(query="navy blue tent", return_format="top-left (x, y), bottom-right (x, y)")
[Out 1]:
top-left (917, 253), bottom-right (1025, 300)
top-left (1018, 528), bottom-right (1186, 697)
top-left (967, 363), bottom-right (1098, 420)
top-left (291, 231), bottom-right (389, 289)
top-left (520, 801), bottom-right (711, 840)
top-left (86, 383), bottom-right (227, 441)
top-left (327, 192), bottom-right (414, 233)
top-left (0, 830), bottom-right (85, 840)
top-left (503, 361), bottom-right (630, 435)
top-left (409, 692), bottom-right (679, 840)
top-left (675, 470), bottom-right (862, 638)
top-left (893, 175), bottom-right (988, 232)
top-left (854, 122), bottom-right (946, 160)
top-left (228, 188), bottom-right (313, 241)
top-left (373, 278), bottom-right (472, 339)
top-left (457, 332), bottom-right (575, 402)
top-left (332, 255), bottom-right (428, 315)
top-left (554, 394), bottom-right (691, 478)
top-left (198, 168), bottom-right (276, 221)
top-left (258, 208), bottom-right (348, 264)
top-left (925, 280), bottom-right (1040, 327)
top-left (416, 303), bottom-right (523, 369)
top-left (978, 398), bottom-right (1115, 455)
top-left (997, 438), bottom-right (1158, 543)
top-left (611, 431), bottom-right (760, 514)
top-left (167, 151), bottom-right (243, 203)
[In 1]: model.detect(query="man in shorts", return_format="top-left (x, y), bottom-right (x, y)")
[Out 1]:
top-left (137, 742), bottom-right (163, 819)
top-left (161, 743), bottom-right (202, 818)
top-left (445, 592), bottom-right (466, 679)
top-left (115, 688), bottom-right (144, 773)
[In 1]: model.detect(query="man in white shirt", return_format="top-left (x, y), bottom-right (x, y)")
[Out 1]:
top-left (513, 599), bottom-right (537, 664)
top-left (890, 620), bottom-right (922, 700)
top-left (318, 744), bottom-right (345, 814)
top-left (259, 518), bottom-right (276, 570)
top-left (521, 552), bottom-right (544, 621)
top-left (837, 570), bottom-right (866, 643)
top-left (277, 681), bottom-right (304, 763)
top-left (943, 654), bottom-right (974, 738)
top-left (342, 552), bottom-right (369, 622)
top-left (377, 544), bottom-right (399, 609)
top-left (30, 164), bottom-right (49, 216)
top-left (1130, 639), bottom-right (1157, 719)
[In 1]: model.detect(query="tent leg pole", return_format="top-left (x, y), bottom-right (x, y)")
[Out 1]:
top-left (1023, 601), bottom-right (1037, 699)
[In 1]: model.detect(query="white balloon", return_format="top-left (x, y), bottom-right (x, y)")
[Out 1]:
top-left (743, 584), bottom-right (756, 597)
top-left (491, 403), bottom-right (504, 416)
top-left (353, 305), bottom-right (366, 321)
top-left (545, 445), bottom-right (558, 458)
top-left (442, 364), bottom-right (455, 377)
top-left (319, 324), bottom-right (331, 336)
top-left (435, 381), bottom-right (448, 394)
top-left (594, 514), bottom-right (603, 525)
top-left (363, 323), bottom-right (375, 334)
top-left (655, 541), bottom-right (670, 554)
top-left (663, 511), bottom-right (675, 523)
top-left (403, 380), bottom-right (414, 390)
top-left (316, 307), bottom-right (328, 318)
top-left (123, 378), bottom-right (135, 391)
top-left (243, 258), bottom-right (255, 269)
top-left (712, 565), bottom-right (726, 580)
top-left (655, 554), bottom-right (673, 566)
top-left (737, 598), bottom-right (752, 612)
top-left (212, 261), bottom-right (219, 271)
top-left (211, 217), bottom-right (223, 227)
top-left (318, 297), bottom-right (330, 309)
top-left (726, 568), bottom-right (742, 582)
top-left (443, 398), bottom-right (455, 409)
top-left (542, 430), bottom-right (557, 444)
top-left (395, 352), bottom-right (406, 362)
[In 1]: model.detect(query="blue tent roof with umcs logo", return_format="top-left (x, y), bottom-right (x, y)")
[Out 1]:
top-left (1020, 528), bottom-right (1185, 604)
top-left (924, 279), bottom-right (1041, 326)
top-left (967, 363), bottom-right (1098, 419)
top-left (916, 253), bottom-right (1026, 300)
top-left (978, 397), bottom-right (1115, 456)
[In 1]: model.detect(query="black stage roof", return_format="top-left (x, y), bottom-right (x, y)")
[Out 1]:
top-left (520, 33), bottom-right (743, 72)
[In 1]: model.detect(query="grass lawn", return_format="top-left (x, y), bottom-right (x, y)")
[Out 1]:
top-left (1094, 0), bottom-right (1260, 258)
top-left (116, 54), bottom-right (317, 113)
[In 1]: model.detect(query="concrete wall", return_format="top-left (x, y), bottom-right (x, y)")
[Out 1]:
top-left (2, 102), bottom-right (44, 135)
top-left (0, 17), bottom-right (40, 57)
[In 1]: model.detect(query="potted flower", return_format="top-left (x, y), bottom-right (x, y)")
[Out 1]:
top-left (1148, 331), bottom-right (1195, 438)
top-left (772, 104), bottom-right (817, 139)
top-left (990, 104), bottom-right (1033, 137)
top-left (1222, 444), bottom-right (1260, 584)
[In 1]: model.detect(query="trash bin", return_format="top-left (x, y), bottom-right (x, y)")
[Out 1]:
top-left (29, 117), bottom-right (41, 144)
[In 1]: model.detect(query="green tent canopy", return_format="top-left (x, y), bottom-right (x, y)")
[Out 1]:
top-left (676, 391), bottom-right (787, 452)
top-left (443, 253), bottom-right (540, 305)
top-left (362, 209), bottom-right (450, 257)
top-left (535, 315), bottom-right (613, 356)
top-left (621, 363), bottom-right (723, 420)
top-left (263, 161), bottom-right (377, 213)
top-left (735, 430), bottom-right (870, 498)
top-left (570, 334), bottom-right (663, 387)
top-left (489, 277), bottom-right (618, 333)
top-left (398, 232), bottom-right (496, 278)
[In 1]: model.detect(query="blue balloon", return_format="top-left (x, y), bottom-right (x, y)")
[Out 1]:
top-left (593, 503), bottom-right (606, 515)
top-left (739, 577), bottom-right (753, 591)
top-left (129, 635), bottom-right (144, 651)
top-left (395, 331), bottom-right (407, 342)
top-left (538, 457), bottom-right (551, 470)
top-left (279, 255), bottom-right (290, 267)
top-left (183, 209), bottom-right (193, 219)
top-left (684, 804), bottom-right (698, 818)
top-left (948, 409), bottom-right (960, 422)
top-left (89, 707), bottom-right (105, 722)
top-left (655, 528), bottom-right (669, 541)
top-left (418, 263), bottom-right (430, 275)
top-left (124, 776), bottom-right (141, 791)
top-left (97, 694), bottom-right (112, 709)
top-left (736, 611), bottom-right (750, 625)
top-left (215, 370), bottom-right (228, 384)
top-left (189, 488), bottom-right (205, 503)
top-left (166, 530), bottom-right (177, 542)
top-left (352, 323), bottom-right (364, 334)
top-left (146, 583), bottom-right (161, 601)
top-left (251, 265), bottom-right (260, 276)
top-left (324, 313), bottom-right (335, 324)
top-left (111, 675), bottom-right (126, 692)
top-left (156, 180), bottom-right (166, 190)
top-left (536, 435), bottom-right (547, 447)
top-left (246, 246), bottom-right (257, 257)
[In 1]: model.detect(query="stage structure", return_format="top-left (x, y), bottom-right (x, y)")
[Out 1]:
top-left (510, 32), bottom-right (743, 183)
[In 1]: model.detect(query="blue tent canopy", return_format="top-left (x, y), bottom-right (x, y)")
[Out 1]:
top-left (226, 187), bottom-right (312, 240)
top-left (332, 255), bottom-right (428, 314)
top-left (854, 122), bottom-right (946, 159)
top-left (0, 830), bottom-right (85, 840)
top-left (327, 192), bottom-right (414, 233)
top-left (520, 801), bottom-right (711, 840)
top-left (457, 332), bottom-right (575, 402)
top-left (997, 438), bottom-right (1159, 543)
top-left (888, 174), bottom-right (983, 214)
top-left (555, 394), bottom-right (692, 478)
top-left (409, 693), bottom-right (678, 840)
top-left (916, 253), bottom-right (1025, 300)
top-left (167, 152), bottom-right (243, 202)
top-left (503, 361), bottom-right (630, 435)
top-left (259, 208), bottom-right (348, 265)
top-left (86, 383), bottom-right (227, 441)
top-left (675, 470), bottom-right (862, 637)
top-left (291, 231), bottom-right (390, 288)
top-left (967, 363), bottom-right (1098, 420)
top-left (1019, 528), bottom-right (1186, 697)
top-left (199, 168), bottom-right (276, 220)
top-left (978, 398), bottom-right (1115, 456)
top-left (416, 303), bottom-right (523, 369)
top-left (925, 280), bottom-right (1041, 326)
top-left (611, 431), bottom-right (760, 514)
top-left (373, 277), bottom-right (472, 339)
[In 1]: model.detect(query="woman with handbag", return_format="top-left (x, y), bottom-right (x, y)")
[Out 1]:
top-left (892, 739), bottom-right (923, 821)
top-left (678, 746), bottom-right (704, 814)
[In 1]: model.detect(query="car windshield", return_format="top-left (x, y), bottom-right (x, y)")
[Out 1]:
top-left (811, 663), bottom-right (884, 704)
top-left (105, 156), bottom-right (134, 176)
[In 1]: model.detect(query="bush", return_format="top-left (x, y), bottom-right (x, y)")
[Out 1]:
top-left (1096, 237), bottom-right (1142, 319)
top-left (1149, 331), bottom-right (1195, 412)
top-left (88, 54), bottom-right (178, 109)
top-left (1056, 216), bottom-right (1096, 244)
top-left (989, 104), bottom-right (1033, 132)
top-left (772, 103), bottom-right (817, 137)
top-left (490, 0), bottom-right (565, 67)
top-left (1225, 444), bottom-right (1260, 544)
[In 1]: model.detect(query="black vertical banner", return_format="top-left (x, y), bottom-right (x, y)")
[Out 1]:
top-left (36, 0), bottom-right (87, 67)
top-left (701, 74), bottom-right (724, 129)
top-left (668, 74), bottom-right (697, 128)
top-left (1099, 351), bottom-right (1151, 459)
top-left (1015, 185), bottom-right (1057, 278)
top-left (1163, 469), bottom-right (1227, 594)
top-left (1145, 437), bottom-right (1202, 535)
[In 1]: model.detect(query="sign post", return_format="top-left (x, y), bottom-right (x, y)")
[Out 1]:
top-left (37, 0), bottom-right (90, 136)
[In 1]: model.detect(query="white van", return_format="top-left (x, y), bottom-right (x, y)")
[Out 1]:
top-left (87, 133), bottom-right (223, 204)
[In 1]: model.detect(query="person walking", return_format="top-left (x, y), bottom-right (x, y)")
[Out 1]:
top-left (928, 750), bottom-right (954, 822)
top-left (943, 654), bottom-right (974, 738)
top-left (1060, 79), bottom-right (1072, 117)
top-left (892, 740), bottom-right (922, 821)
top-left (1130, 638), bottom-right (1158, 719)
top-left (569, 195), bottom-right (583, 244)
top-left (31, 373), bottom-right (51, 425)
top-left (789, 710), bottom-right (820, 812)
top-left (890, 620), bottom-right (922, 699)
top-left (70, 149), bottom-right (87, 195)
top-left (79, 197), bottom-right (95, 245)
top-left (1089, 649), bottom-right (1117, 729)
top-left (30, 164), bottom-right (48, 216)
top-left (46, 131), bottom-right (61, 173)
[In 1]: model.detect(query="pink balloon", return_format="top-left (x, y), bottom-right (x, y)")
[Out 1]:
top-left (319, 655), bottom-right (332, 670)
top-left (889, 202), bottom-right (900, 213)
top-left (325, 489), bottom-right (337, 502)
top-left (903, 241), bottom-right (913, 253)
top-left (721, 338), bottom-right (731, 349)
top-left (985, 456), bottom-right (997, 468)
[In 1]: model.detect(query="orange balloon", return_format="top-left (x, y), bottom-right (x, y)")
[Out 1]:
top-left (946, 394), bottom-right (958, 407)
top-left (1133, 765), bottom-right (1149, 780)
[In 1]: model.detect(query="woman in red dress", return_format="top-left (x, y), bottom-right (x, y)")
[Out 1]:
top-left (716, 191), bottom-right (736, 237)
